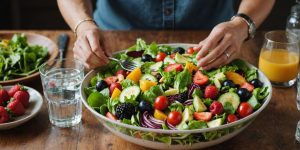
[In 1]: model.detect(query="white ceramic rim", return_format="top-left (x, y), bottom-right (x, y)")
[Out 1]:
top-left (80, 43), bottom-right (272, 134)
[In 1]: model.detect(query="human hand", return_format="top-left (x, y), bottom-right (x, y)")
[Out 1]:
top-left (73, 23), bottom-right (111, 69)
top-left (195, 18), bottom-right (248, 70)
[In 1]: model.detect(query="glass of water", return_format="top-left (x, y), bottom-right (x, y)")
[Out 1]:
top-left (39, 59), bottom-right (84, 127)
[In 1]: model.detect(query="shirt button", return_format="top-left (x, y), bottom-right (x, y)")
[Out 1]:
top-left (164, 8), bottom-right (172, 16)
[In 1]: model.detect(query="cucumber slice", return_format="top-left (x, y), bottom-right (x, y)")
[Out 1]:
top-left (163, 56), bottom-right (176, 65)
top-left (164, 89), bottom-right (179, 96)
top-left (150, 61), bottom-right (163, 71)
top-left (141, 74), bottom-right (157, 82)
top-left (213, 78), bottom-right (221, 89)
top-left (218, 92), bottom-right (240, 111)
top-left (132, 58), bottom-right (144, 67)
top-left (120, 86), bottom-right (140, 103)
top-left (181, 107), bottom-right (193, 122)
top-left (207, 118), bottom-right (223, 128)
top-left (193, 95), bottom-right (207, 112)
top-left (175, 53), bottom-right (189, 64)
top-left (247, 95), bottom-right (261, 110)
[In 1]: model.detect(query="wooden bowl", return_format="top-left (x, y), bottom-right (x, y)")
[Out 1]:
top-left (0, 32), bottom-right (59, 85)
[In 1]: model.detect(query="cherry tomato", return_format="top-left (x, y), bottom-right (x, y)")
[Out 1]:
top-left (109, 83), bottom-right (122, 95)
top-left (104, 76), bottom-right (118, 86)
top-left (106, 112), bottom-right (117, 120)
top-left (164, 64), bottom-right (183, 72)
top-left (240, 82), bottom-right (254, 92)
top-left (116, 69), bottom-right (127, 77)
top-left (193, 71), bottom-right (209, 85)
top-left (154, 96), bottom-right (169, 110)
top-left (167, 111), bottom-right (182, 126)
top-left (227, 114), bottom-right (238, 123)
top-left (238, 102), bottom-right (253, 118)
top-left (155, 52), bottom-right (167, 62)
top-left (187, 47), bottom-right (195, 54)
top-left (193, 112), bottom-right (212, 122)
top-left (209, 101), bottom-right (223, 115)
top-left (170, 53), bottom-right (176, 59)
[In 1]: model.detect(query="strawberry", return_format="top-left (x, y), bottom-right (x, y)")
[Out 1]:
top-left (0, 88), bottom-right (10, 106)
top-left (7, 100), bottom-right (25, 116)
top-left (204, 85), bottom-right (218, 99)
top-left (13, 90), bottom-right (30, 108)
top-left (0, 106), bottom-right (9, 123)
top-left (8, 84), bottom-right (22, 97)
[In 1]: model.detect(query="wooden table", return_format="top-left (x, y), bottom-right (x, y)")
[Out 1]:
top-left (1, 30), bottom-right (300, 150)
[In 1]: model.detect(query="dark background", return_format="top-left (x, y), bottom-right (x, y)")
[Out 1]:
top-left (0, 0), bottom-right (296, 30)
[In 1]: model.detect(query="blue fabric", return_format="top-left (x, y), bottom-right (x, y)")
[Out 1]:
top-left (93, 0), bottom-right (235, 30)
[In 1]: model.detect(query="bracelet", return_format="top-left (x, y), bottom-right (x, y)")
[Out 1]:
top-left (73, 18), bottom-right (96, 36)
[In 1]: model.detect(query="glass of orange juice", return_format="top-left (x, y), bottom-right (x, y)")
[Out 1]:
top-left (259, 30), bottom-right (299, 87)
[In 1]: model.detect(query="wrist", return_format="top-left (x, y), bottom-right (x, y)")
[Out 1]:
top-left (230, 17), bottom-right (249, 41)
top-left (74, 18), bottom-right (98, 36)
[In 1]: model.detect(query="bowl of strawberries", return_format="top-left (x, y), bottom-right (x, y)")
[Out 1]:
top-left (0, 84), bottom-right (43, 130)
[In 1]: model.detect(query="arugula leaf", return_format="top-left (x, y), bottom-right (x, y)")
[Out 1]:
top-left (168, 102), bottom-right (184, 112)
top-left (230, 59), bottom-right (249, 73)
top-left (203, 98), bottom-right (213, 107)
top-left (107, 98), bottom-right (121, 115)
top-left (192, 88), bottom-right (203, 98)
top-left (253, 87), bottom-right (269, 101)
top-left (159, 70), bottom-right (176, 89)
top-left (188, 120), bottom-right (208, 129)
top-left (245, 69), bottom-right (258, 82)
top-left (141, 62), bottom-right (155, 74)
top-left (174, 69), bottom-right (192, 93)
top-left (120, 79), bottom-right (136, 89)
top-left (141, 85), bottom-right (164, 105)
top-left (223, 102), bottom-right (235, 114)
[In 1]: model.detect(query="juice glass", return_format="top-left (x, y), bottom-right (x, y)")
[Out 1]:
top-left (259, 31), bottom-right (299, 87)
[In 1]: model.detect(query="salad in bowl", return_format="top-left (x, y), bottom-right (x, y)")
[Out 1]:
top-left (80, 39), bottom-right (271, 149)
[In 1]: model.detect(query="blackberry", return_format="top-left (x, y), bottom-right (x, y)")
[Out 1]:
top-left (115, 102), bottom-right (135, 120)
top-left (167, 92), bottom-right (188, 103)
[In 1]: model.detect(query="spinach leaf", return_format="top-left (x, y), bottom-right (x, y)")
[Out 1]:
top-left (174, 69), bottom-right (192, 93)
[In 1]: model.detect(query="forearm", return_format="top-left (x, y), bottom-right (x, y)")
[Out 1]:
top-left (57, 0), bottom-right (97, 33)
top-left (238, 0), bottom-right (275, 28)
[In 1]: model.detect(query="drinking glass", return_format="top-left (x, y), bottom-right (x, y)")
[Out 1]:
top-left (258, 31), bottom-right (299, 87)
top-left (39, 59), bottom-right (84, 127)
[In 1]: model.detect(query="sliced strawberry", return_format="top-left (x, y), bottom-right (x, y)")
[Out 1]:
top-left (193, 71), bottom-right (209, 85)
top-left (7, 100), bottom-right (25, 116)
top-left (194, 112), bottom-right (212, 122)
top-left (8, 84), bottom-right (22, 97)
top-left (104, 76), bottom-right (118, 86)
top-left (240, 82), bottom-right (254, 92)
top-left (0, 88), bottom-right (10, 106)
top-left (0, 106), bottom-right (9, 123)
top-left (13, 90), bottom-right (30, 108)
top-left (164, 64), bottom-right (183, 72)
top-left (204, 85), bottom-right (218, 99)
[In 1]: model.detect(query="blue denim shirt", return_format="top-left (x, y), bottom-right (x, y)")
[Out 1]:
top-left (94, 0), bottom-right (235, 30)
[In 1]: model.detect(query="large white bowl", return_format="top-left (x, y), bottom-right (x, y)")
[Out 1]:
top-left (80, 44), bottom-right (272, 149)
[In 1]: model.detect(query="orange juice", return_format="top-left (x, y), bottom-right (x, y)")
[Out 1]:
top-left (259, 49), bottom-right (299, 82)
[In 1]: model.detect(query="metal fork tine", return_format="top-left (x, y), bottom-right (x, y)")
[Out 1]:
top-left (109, 57), bottom-right (138, 71)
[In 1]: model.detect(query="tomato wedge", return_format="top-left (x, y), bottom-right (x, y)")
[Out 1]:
top-left (193, 71), bottom-right (209, 85)
top-left (106, 112), bottom-right (117, 120)
top-left (194, 112), bottom-right (212, 122)
top-left (240, 82), bottom-right (254, 92)
top-left (104, 76), bottom-right (118, 85)
top-left (164, 64), bottom-right (184, 72)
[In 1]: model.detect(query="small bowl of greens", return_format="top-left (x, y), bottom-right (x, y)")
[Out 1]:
top-left (80, 39), bottom-right (272, 149)
top-left (0, 32), bottom-right (58, 85)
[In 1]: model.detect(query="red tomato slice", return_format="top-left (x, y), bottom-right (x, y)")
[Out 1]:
top-left (164, 64), bottom-right (183, 72)
top-left (240, 82), bottom-right (254, 92)
top-left (193, 71), bottom-right (209, 85)
top-left (106, 112), bottom-right (117, 120)
top-left (193, 112), bottom-right (212, 122)
top-left (104, 76), bottom-right (118, 85)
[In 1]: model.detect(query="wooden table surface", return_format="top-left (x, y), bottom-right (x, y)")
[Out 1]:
top-left (0, 30), bottom-right (300, 150)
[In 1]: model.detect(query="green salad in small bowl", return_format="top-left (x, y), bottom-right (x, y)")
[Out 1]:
top-left (80, 39), bottom-right (272, 149)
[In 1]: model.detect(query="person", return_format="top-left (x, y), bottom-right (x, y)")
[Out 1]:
top-left (57, 0), bottom-right (275, 70)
